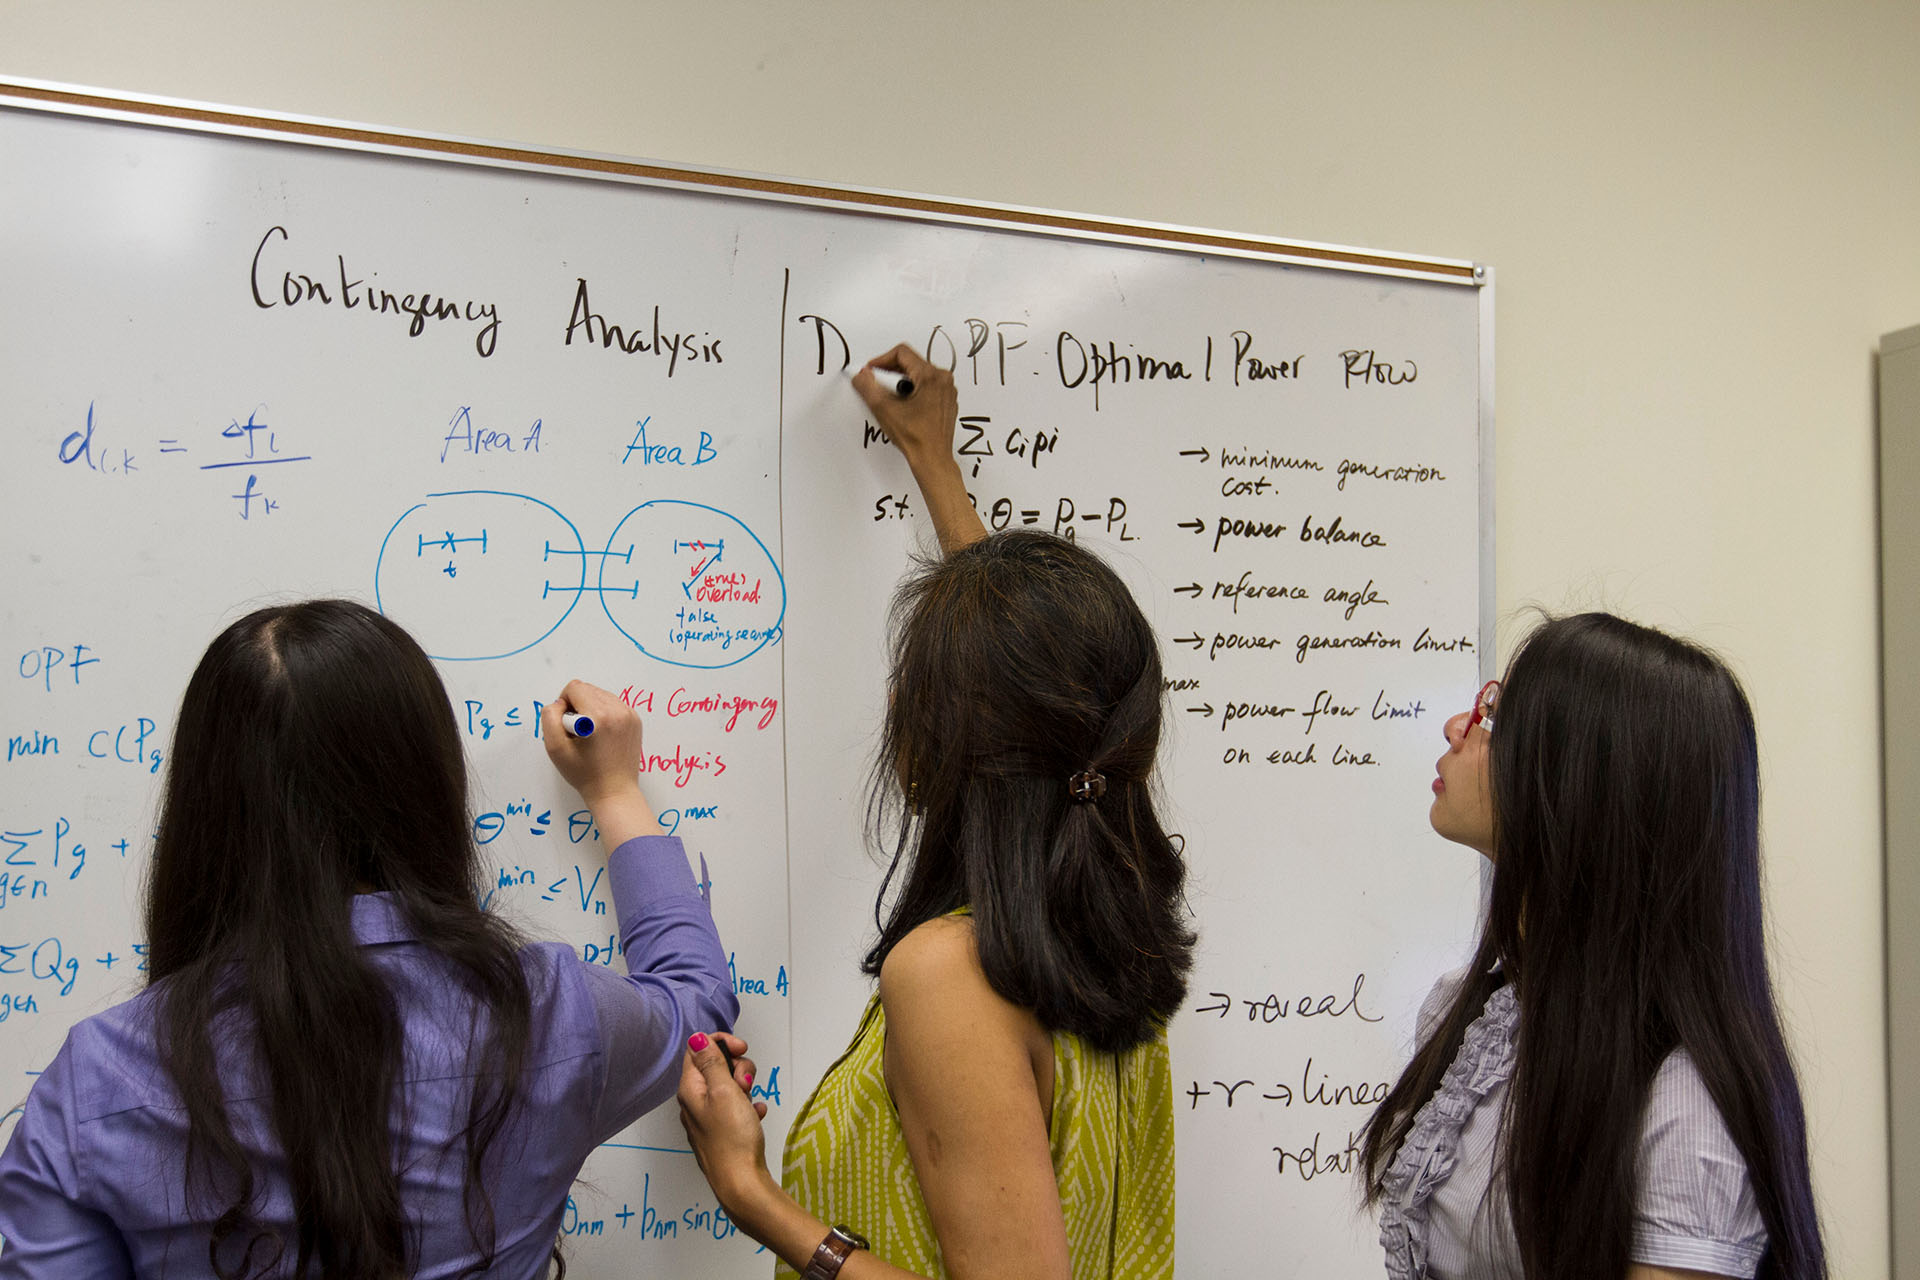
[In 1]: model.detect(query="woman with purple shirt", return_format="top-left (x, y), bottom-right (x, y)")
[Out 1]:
top-left (0, 600), bottom-right (739, 1278)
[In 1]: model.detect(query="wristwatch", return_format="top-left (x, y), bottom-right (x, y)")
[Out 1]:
top-left (801, 1224), bottom-right (871, 1279)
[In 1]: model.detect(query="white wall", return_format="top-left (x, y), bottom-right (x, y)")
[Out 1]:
top-left (5, 3), bottom-right (1913, 1273)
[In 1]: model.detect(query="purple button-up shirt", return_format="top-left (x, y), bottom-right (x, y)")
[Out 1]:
top-left (0, 835), bottom-right (737, 1278)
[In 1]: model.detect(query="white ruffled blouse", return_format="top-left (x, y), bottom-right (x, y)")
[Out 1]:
top-left (1377, 974), bottom-right (1768, 1280)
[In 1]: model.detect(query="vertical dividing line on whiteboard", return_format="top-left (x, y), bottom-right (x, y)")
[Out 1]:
top-left (1474, 267), bottom-right (1497, 685)
top-left (776, 266), bottom-right (797, 1076)
top-left (1475, 269), bottom-right (1498, 908)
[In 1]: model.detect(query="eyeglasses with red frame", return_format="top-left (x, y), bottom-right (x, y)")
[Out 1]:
top-left (1466, 679), bottom-right (1500, 734)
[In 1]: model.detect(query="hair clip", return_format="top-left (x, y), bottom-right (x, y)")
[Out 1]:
top-left (1068, 769), bottom-right (1107, 802)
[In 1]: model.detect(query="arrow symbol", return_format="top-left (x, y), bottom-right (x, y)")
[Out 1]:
top-left (1194, 992), bottom-right (1231, 1017)
top-left (1178, 447), bottom-right (1210, 463)
top-left (1173, 582), bottom-right (1203, 597)
top-left (1186, 703), bottom-right (1214, 717)
top-left (1173, 633), bottom-right (1206, 649)
top-left (1177, 518), bottom-right (1205, 534)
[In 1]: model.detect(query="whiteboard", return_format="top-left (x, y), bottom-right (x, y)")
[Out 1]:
top-left (0, 84), bottom-right (1491, 1278)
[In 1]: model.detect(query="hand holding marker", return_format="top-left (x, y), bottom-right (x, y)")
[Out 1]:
top-left (542, 686), bottom-right (747, 1086)
top-left (868, 365), bottom-right (914, 398)
top-left (851, 344), bottom-right (984, 552)
top-left (540, 680), bottom-right (657, 847)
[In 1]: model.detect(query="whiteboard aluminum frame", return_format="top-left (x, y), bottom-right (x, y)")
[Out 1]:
top-left (1, 77), bottom-right (1484, 285)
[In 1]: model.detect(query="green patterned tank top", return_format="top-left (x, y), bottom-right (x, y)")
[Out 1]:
top-left (778, 986), bottom-right (1176, 1279)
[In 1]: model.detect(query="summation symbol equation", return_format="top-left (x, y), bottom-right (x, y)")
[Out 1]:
top-left (0, 817), bottom-right (136, 914)
top-left (862, 414), bottom-right (1059, 481)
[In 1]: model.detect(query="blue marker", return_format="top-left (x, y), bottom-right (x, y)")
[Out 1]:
top-left (561, 712), bottom-right (594, 738)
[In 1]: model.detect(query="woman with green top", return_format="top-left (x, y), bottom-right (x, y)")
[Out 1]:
top-left (675, 344), bottom-right (1193, 1280)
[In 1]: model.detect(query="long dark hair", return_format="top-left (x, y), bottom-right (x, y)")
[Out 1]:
top-left (146, 600), bottom-right (542, 1279)
top-left (859, 531), bottom-right (1193, 1052)
top-left (1360, 612), bottom-right (1825, 1279)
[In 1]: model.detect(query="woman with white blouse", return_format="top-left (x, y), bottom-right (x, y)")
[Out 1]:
top-left (1361, 613), bottom-right (1825, 1280)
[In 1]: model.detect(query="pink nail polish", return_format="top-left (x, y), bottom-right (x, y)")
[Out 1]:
top-left (743, 1071), bottom-right (754, 1087)
top-left (688, 1032), bottom-right (709, 1052)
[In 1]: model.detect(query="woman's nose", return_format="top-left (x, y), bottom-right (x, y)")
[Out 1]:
top-left (1442, 710), bottom-right (1471, 745)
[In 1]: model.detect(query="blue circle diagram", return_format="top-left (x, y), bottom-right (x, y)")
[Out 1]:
top-left (599, 500), bottom-right (786, 669)
top-left (374, 491), bottom-right (587, 661)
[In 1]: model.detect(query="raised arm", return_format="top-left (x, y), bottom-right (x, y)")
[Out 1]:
top-left (542, 681), bottom-right (740, 1133)
top-left (851, 344), bottom-right (986, 553)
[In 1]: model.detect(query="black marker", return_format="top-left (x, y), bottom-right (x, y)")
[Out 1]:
top-left (869, 367), bottom-right (914, 398)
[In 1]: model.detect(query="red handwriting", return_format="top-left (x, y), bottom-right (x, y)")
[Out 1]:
top-left (696, 572), bottom-right (762, 605)
top-left (637, 743), bottom-right (728, 788)
top-left (618, 686), bottom-right (779, 732)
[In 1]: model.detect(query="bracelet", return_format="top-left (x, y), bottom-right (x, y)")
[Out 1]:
top-left (801, 1224), bottom-right (870, 1280)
